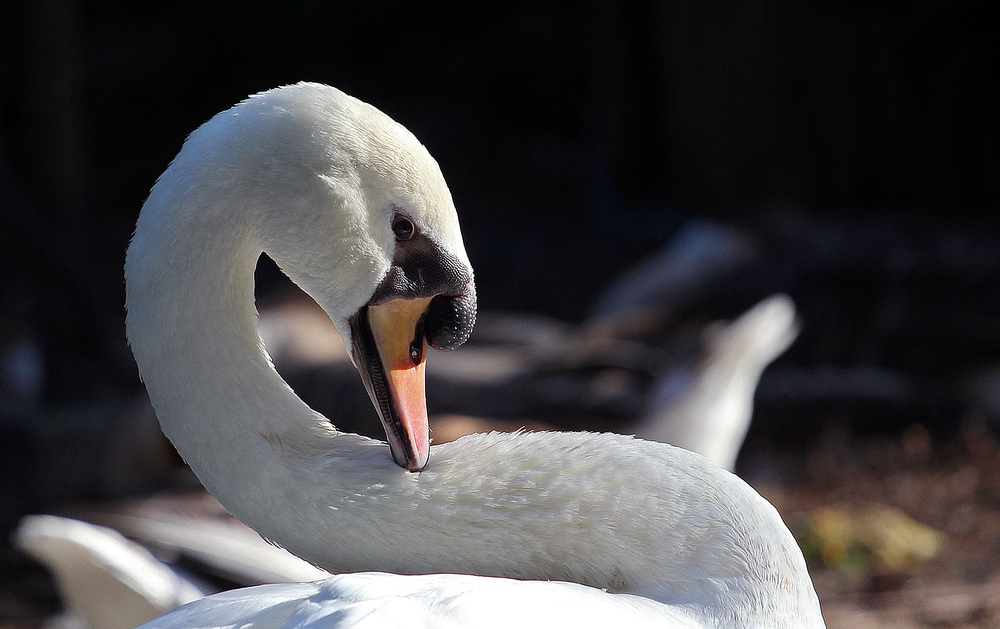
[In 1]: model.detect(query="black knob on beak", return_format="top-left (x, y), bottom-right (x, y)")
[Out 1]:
top-left (425, 285), bottom-right (477, 351)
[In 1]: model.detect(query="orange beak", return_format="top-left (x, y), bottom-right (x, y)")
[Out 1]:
top-left (349, 298), bottom-right (432, 471)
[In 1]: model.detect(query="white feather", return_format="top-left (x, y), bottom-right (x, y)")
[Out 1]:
top-left (638, 293), bottom-right (800, 470)
top-left (14, 515), bottom-right (206, 629)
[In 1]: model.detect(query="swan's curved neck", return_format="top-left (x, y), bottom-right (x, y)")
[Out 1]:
top-left (126, 193), bottom-right (337, 517)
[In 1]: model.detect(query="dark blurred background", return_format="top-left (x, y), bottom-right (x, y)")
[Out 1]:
top-left (0, 1), bottom-right (998, 623)
top-left (2, 0), bottom-right (995, 393)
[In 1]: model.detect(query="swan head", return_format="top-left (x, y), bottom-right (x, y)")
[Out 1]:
top-left (130, 83), bottom-right (475, 471)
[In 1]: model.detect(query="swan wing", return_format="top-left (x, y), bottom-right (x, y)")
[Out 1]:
top-left (138, 573), bottom-right (705, 629)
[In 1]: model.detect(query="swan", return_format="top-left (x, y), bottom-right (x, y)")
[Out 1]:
top-left (637, 293), bottom-right (801, 471)
top-left (14, 514), bottom-right (207, 629)
top-left (125, 82), bottom-right (825, 627)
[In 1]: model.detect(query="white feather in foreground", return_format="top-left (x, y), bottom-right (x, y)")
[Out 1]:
top-left (142, 572), bottom-right (697, 629)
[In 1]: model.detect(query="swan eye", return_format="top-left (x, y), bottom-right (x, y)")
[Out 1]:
top-left (409, 342), bottom-right (422, 365)
top-left (392, 216), bottom-right (415, 241)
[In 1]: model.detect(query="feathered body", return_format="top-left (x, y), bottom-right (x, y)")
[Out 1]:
top-left (143, 572), bottom-right (692, 629)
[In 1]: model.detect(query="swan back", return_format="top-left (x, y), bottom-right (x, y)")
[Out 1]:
top-left (252, 430), bottom-right (823, 627)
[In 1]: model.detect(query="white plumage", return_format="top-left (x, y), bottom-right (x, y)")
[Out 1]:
top-left (124, 83), bottom-right (825, 628)
top-left (141, 572), bottom-right (691, 629)
top-left (638, 293), bottom-right (801, 470)
top-left (14, 515), bottom-right (206, 629)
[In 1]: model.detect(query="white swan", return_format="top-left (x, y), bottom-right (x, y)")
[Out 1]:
top-left (14, 515), bottom-right (207, 629)
top-left (125, 83), bottom-right (825, 627)
top-left (637, 293), bottom-right (801, 470)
